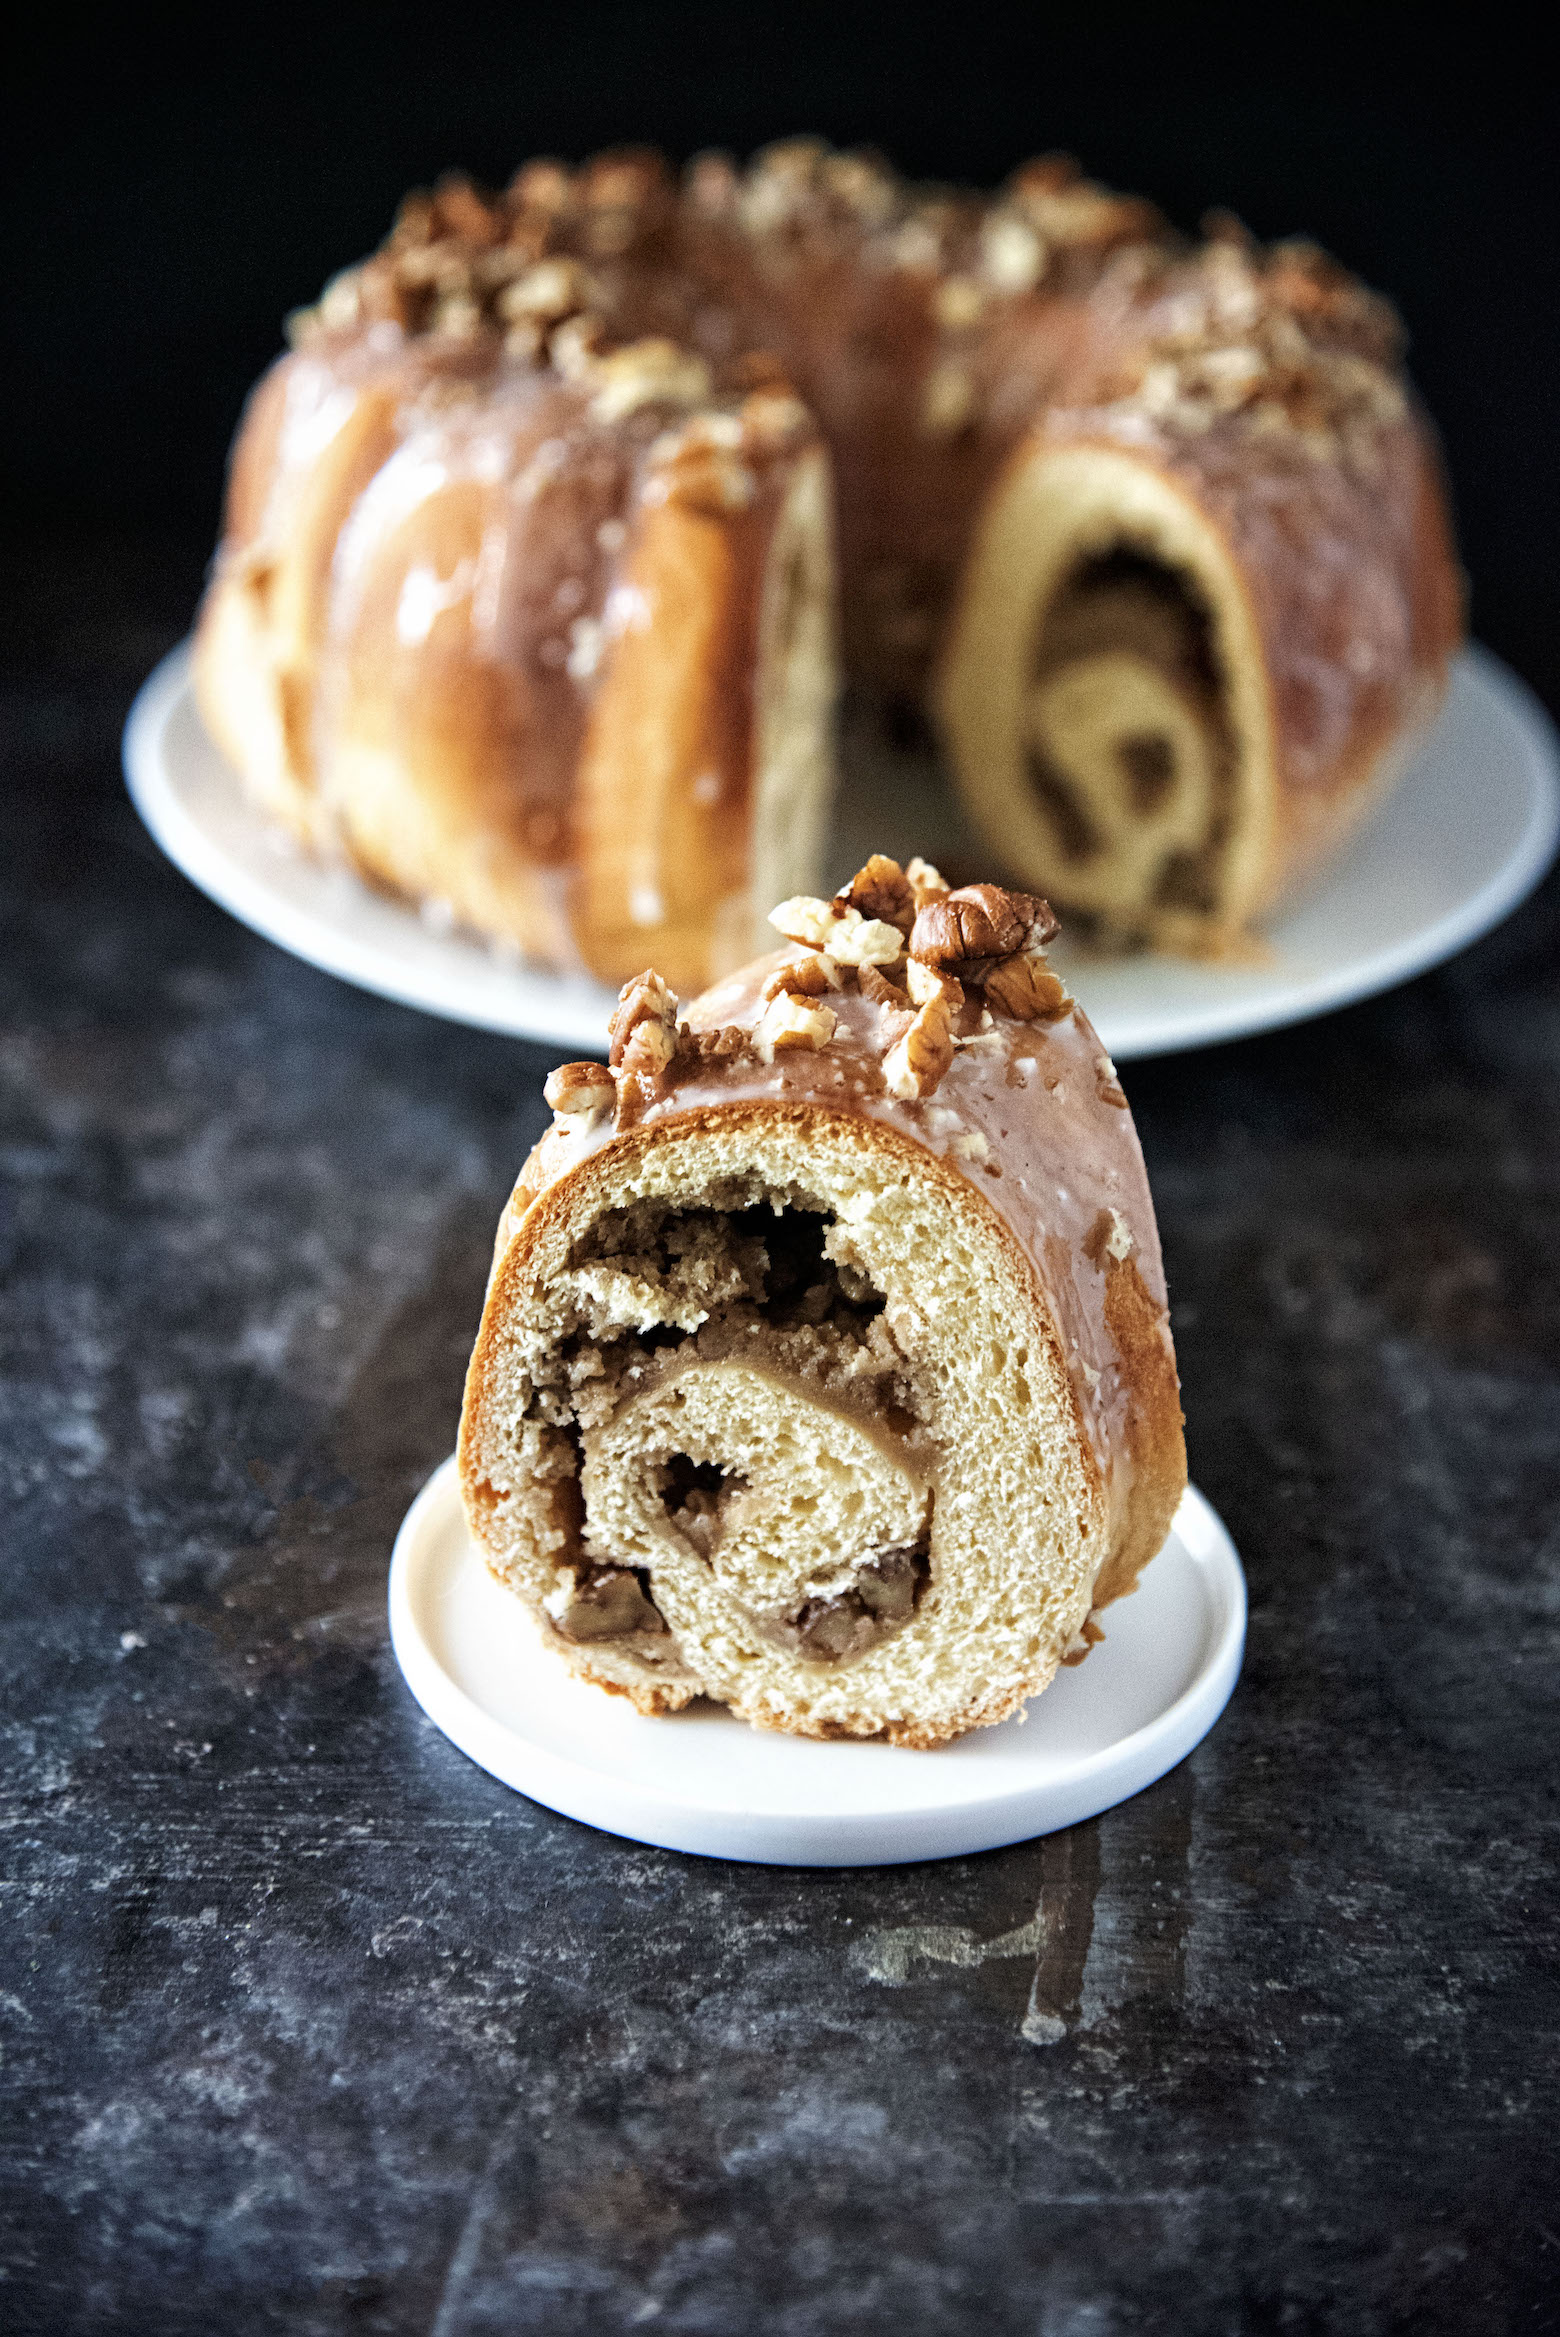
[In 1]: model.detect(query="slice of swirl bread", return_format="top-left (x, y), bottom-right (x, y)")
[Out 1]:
top-left (458, 854), bottom-right (1186, 1746)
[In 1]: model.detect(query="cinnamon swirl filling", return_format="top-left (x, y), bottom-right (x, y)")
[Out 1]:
top-left (1023, 547), bottom-right (1236, 941)
top-left (509, 1190), bottom-right (935, 1672)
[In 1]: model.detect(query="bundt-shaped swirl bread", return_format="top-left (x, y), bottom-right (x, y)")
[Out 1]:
top-left (197, 142), bottom-right (1462, 980)
top-left (458, 854), bottom-right (1186, 1746)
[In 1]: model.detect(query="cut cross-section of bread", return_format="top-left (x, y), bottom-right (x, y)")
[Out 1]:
top-left (1024, 551), bottom-right (1237, 925)
top-left (938, 419), bottom-right (1458, 953)
top-left (458, 853), bottom-right (1186, 1746)
top-left (939, 444), bottom-right (1279, 953)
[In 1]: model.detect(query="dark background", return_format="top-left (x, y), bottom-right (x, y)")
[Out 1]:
top-left (4, 11), bottom-right (1559, 2334)
top-left (5, 4), bottom-right (1559, 705)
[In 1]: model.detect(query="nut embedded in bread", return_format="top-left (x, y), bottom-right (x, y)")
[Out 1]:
top-left (457, 853), bottom-right (1187, 1747)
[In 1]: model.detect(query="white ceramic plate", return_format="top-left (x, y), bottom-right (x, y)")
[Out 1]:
top-left (387, 1457), bottom-right (1246, 1866)
top-left (126, 642), bottom-right (1558, 1060)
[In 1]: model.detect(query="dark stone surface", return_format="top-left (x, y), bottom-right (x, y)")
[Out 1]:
top-left (2, 535), bottom-right (1558, 2335)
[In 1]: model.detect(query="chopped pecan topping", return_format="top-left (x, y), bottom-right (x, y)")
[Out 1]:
top-left (543, 1061), bottom-right (615, 1120)
top-left (754, 991), bottom-right (837, 1062)
top-left (950, 1128), bottom-right (991, 1163)
top-left (823, 913), bottom-right (905, 967)
top-left (549, 311), bottom-right (610, 379)
top-left (856, 961), bottom-right (909, 1009)
top-left (608, 972), bottom-right (681, 1117)
top-left (982, 951), bottom-right (1070, 1022)
top-left (608, 969), bottom-right (679, 1066)
top-left (768, 896), bottom-right (904, 967)
top-left (1093, 235), bottom-right (1407, 469)
top-left (497, 257), bottom-right (591, 323)
top-left (586, 338), bottom-right (712, 423)
top-left (660, 450), bottom-right (758, 514)
top-left (834, 852), bottom-right (916, 936)
top-left (645, 410), bottom-right (761, 513)
top-left (616, 1024), bottom-right (676, 1105)
top-left (506, 158), bottom-right (573, 213)
top-left (767, 895), bottom-right (837, 950)
top-left (883, 996), bottom-right (955, 1101)
top-left (687, 1022), bottom-right (753, 1063)
top-left (980, 212), bottom-right (1046, 293)
top-left (910, 882), bottom-right (1059, 976)
top-left (905, 856), bottom-right (950, 912)
top-left (685, 151), bottom-right (740, 213)
top-left (905, 958), bottom-right (963, 1012)
top-left (432, 174), bottom-right (504, 245)
top-left (820, 149), bottom-right (897, 222)
top-left (760, 952), bottom-right (844, 1003)
top-left (579, 149), bottom-right (668, 212)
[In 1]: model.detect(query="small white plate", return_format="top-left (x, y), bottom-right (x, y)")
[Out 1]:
top-left (387, 1457), bottom-right (1246, 1867)
top-left (125, 641), bottom-right (1558, 1061)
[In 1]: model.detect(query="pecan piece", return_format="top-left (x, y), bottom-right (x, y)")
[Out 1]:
top-left (983, 952), bottom-right (1070, 1022)
top-left (433, 174), bottom-right (503, 245)
top-left (507, 158), bottom-right (574, 213)
top-left (657, 445), bottom-right (758, 515)
top-left (543, 1062), bottom-right (615, 1121)
top-left (608, 970), bottom-right (681, 1121)
top-left (856, 961), bottom-right (909, 1009)
top-left (607, 969), bottom-right (679, 1068)
top-left (910, 882), bottom-right (1059, 976)
top-left (905, 958), bottom-right (963, 1012)
top-left (579, 150), bottom-right (668, 212)
top-left (497, 257), bottom-right (590, 323)
top-left (883, 997), bottom-right (955, 1101)
top-left (759, 952), bottom-right (843, 1003)
top-left (688, 1023), bottom-right (753, 1063)
top-left (833, 853), bottom-right (915, 936)
top-left (616, 1021), bottom-right (676, 1097)
top-left (906, 856), bottom-right (950, 912)
top-left (549, 311), bottom-right (610, 380)
top-left (588, 338), bottom-right (712, 424)
top-left (768, 896), bottom-right (903, 967)
top-left (767, 894), bottom-right (837, 948)
top-left (754, 991), bottom-right (837, 1063)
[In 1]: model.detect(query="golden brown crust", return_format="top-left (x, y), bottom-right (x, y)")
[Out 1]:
top-left (1090, 1255), bottom-right (1187, 1608)
top-left (572, 436), bottom-right (774, 990)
